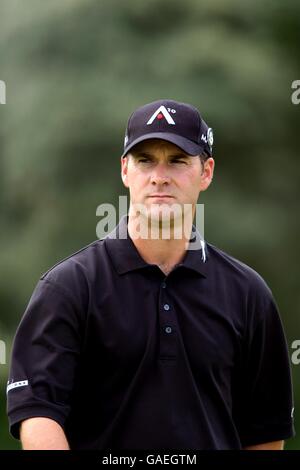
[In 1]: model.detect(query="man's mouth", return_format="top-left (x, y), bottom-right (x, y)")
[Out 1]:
top-left (148, 194), bottom-right (174, 199)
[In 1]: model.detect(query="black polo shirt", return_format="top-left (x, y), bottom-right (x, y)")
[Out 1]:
top-left (7, 216), bottom-right (295, 449)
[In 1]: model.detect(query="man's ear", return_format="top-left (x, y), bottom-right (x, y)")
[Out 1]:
top-left (121, 156), bottom-right (129, 188)
top-left (200, 157), bottom-right (215, 192)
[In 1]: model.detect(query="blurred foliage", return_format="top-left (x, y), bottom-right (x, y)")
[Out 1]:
top-left (0, 0), bottom-right (299, 450)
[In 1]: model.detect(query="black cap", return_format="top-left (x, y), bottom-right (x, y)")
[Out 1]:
top-left (121, 99), bottom-right (213, 158)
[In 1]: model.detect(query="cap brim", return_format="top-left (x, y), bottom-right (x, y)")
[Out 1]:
top-left (121, 132), bottom-right (209, 158)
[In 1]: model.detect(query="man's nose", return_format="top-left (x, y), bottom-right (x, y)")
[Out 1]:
top-left (150, 164), bottom-right (171, 185)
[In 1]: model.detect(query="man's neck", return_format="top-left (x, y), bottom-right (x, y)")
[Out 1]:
top-left (127, 215), bottom-right (192, 275)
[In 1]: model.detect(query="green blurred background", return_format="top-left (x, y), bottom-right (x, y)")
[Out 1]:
top-left (0, 0), bottom-right (299, 450)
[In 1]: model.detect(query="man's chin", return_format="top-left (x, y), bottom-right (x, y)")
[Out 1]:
top-left (148, 206), bottom-right (178, 222)
top-left (129, 202), bottom-right (194, 233)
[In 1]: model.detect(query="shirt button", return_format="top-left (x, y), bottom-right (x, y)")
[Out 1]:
top-left (165, 326), bottom-right (172, 334)
top-left (163, 303), bottom-right (170, 311)
top-left (161, 282), bottom-right (167, 289)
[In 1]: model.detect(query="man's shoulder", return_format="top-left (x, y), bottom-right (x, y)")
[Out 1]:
top-left (40, 238), bottom-right (106, 287)
top-left (206, 241), bottom-right (272, 296)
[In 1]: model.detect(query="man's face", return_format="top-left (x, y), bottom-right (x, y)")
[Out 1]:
top-left (121, 138), bottom-right (214, 227)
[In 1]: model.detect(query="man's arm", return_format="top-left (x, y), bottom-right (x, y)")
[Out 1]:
top-left (243, 440), bottom-right (284, 450)
top-left (20, 417), bottom-right (70, 450)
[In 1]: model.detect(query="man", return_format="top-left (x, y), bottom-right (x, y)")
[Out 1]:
top-left (7, 99), bottom-right (295, 450)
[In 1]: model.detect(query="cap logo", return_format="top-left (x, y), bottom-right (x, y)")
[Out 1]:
top-left (207, 128), bottom-right (214, 148)
top-left (146, 105), bottom-right (176, 125)
top-left (201, 128), bottom-right (214, 149)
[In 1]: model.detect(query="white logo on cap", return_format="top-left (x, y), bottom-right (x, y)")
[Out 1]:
top-left (207, 128), bottom-right (213, 147)
top-left (147, 106), bottom-right (176, 125)
top-left (201, 128), bottom-right (214, 148)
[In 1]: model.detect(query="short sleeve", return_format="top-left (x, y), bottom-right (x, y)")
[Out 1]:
top-left (233, 276), bottom-right (295, 447)
top-left (6, 278), bottom-right (83, 440)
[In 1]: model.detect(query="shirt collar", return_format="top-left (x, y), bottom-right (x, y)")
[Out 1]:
top-left (104, 215), bottom-right (209, 278)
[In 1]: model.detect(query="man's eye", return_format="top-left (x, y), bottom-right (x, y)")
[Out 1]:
top-left (172, 159), bottom-right (187, 164)
top-left (138, 158), bottom-right (151, 163)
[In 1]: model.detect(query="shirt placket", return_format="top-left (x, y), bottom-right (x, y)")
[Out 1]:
top-left (158, 277), bottom-right (178, 361)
